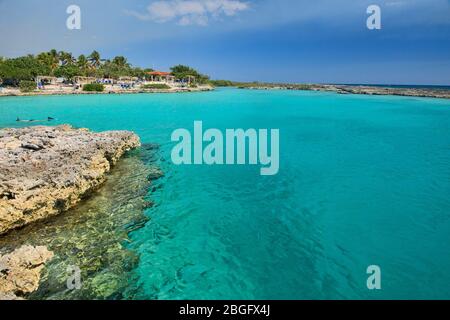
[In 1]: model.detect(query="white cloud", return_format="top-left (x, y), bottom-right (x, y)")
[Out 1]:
top-left (127, 0), bottom-right (249, 26)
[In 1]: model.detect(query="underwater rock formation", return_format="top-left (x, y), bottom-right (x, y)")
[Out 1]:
top-left (0, 150), bottom-right (162, 300)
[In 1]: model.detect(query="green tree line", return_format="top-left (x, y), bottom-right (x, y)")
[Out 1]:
top-left (0, 50), bottom-right (210, 86)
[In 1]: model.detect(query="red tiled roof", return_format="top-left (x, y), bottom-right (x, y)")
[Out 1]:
top-left (147, 71), bottom-right (172, 76)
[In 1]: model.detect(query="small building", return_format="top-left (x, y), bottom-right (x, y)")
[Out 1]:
top-left (36, 76), bottom-right (57, 85)
top-left (146, 71), bottom-right (175, 84)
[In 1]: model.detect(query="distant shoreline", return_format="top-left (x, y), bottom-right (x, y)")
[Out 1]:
top-left (235, 83), bottom-right (450, 99)
top-left (334, 83), bottom-right (450, 90)
top-left (1, 83), bottom-right (450, 99)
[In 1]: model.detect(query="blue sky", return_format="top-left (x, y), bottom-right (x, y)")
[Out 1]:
top-left (1, 0), bottom-right (449, 84)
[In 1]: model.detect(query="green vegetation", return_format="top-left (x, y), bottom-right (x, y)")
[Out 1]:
top-left (54, 64), bottom-right (79, 81)
top-left (0, 51), bottom-right (316, 94)
top-left (207, 78), bottom-right (315, 90)
top-left (235, 82), bottom-right (313, 90)
top-left (296, 84), bottom-right (314, 90)
top-left (141, 83), bottom-right (171, 90)
top-left (0, 55), bottom-right (49, 86)
top-left (0, 50), bottom-right (209, 87)
top-left (82, 83), bottom-right (105, 92)
top-left (76, 54), bottom-right (90, 76)
top-left (88, 50), bottom-right (101, 68)
top-left (209, 80), bottom-right (234, 87)
top-left (19, 80), bottom-right (37, 92)
top-left (170, 65), bottom-right (209, 84)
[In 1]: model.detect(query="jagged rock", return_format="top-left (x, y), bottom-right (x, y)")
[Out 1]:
top-left (0, 125), bottom-right (141, 235)
top-left (147, 167), bottom-right (164, 181)
top-left (240, 84), bottom-right (450, 99)
top-left (0, 245), bottom-right (54, 299)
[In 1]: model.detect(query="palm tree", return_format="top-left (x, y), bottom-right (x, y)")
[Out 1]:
top-left (58, 51), bottom-right (75, 66)
top-left (112, 56), bottom-right (129, 68)
top-left (77, 55), bottom-right (88, 67)
top-left (49, 49), bottom-right (58, 59)
top-left (77, 54), bottom-right (89, 75)
top-left (35, 50), bottom-right (59, 74)
top-left (36, 52), bottom-right (55, 74)
top-left (88, 50), bottom-right (101, 69)
top-left (48, 49), bottom-right (59, 71)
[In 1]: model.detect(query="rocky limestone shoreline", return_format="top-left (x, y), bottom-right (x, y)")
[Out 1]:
top-left (0, 125), bottom-right (141, 235)
top-left (310, 84), bottom-right (450, 99)
top-left (0, 245), bottom-right (54, 300)
top-left (0, 146), bottom-right (163, 300)
top-left (239, 84), bottom-right (450, 99)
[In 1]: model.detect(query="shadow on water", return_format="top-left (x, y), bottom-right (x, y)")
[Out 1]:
top-left (0, 144), bottom-right (163, 300)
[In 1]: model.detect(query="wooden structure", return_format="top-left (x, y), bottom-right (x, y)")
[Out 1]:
top-left (36, 76), bottom-right (57, 85)
top-left (146, 71), bottom-right (175, 84)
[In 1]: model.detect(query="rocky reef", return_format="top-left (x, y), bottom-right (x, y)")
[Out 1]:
top-left (310, 84), bottom-right (450, 99)
top-left (238, 83), bottom-right (450, 99)
top-left (0, 245), bottom-right (54, 300)
top-left (0, 125), bottom-right (141, 235)
top-left (0, 144), bottom-right (164, 299)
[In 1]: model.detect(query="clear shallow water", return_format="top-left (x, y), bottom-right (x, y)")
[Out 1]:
top-left (0, 154), bottom-right (156, 299)
top-left (1, 89), bottom-right (450, 299)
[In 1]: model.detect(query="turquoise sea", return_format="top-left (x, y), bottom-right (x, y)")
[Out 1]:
top-left (0, 88), bottom-right (449, 299)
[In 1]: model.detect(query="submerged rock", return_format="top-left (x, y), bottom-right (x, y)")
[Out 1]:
top-left (147, 167), bottom-right (165, 181)
top-left (0, 125), bottom-right (141, 235)
top-left (0, 152), bottom-right (160, 300)
top-left (0, 245), bottom-right (53, 300)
